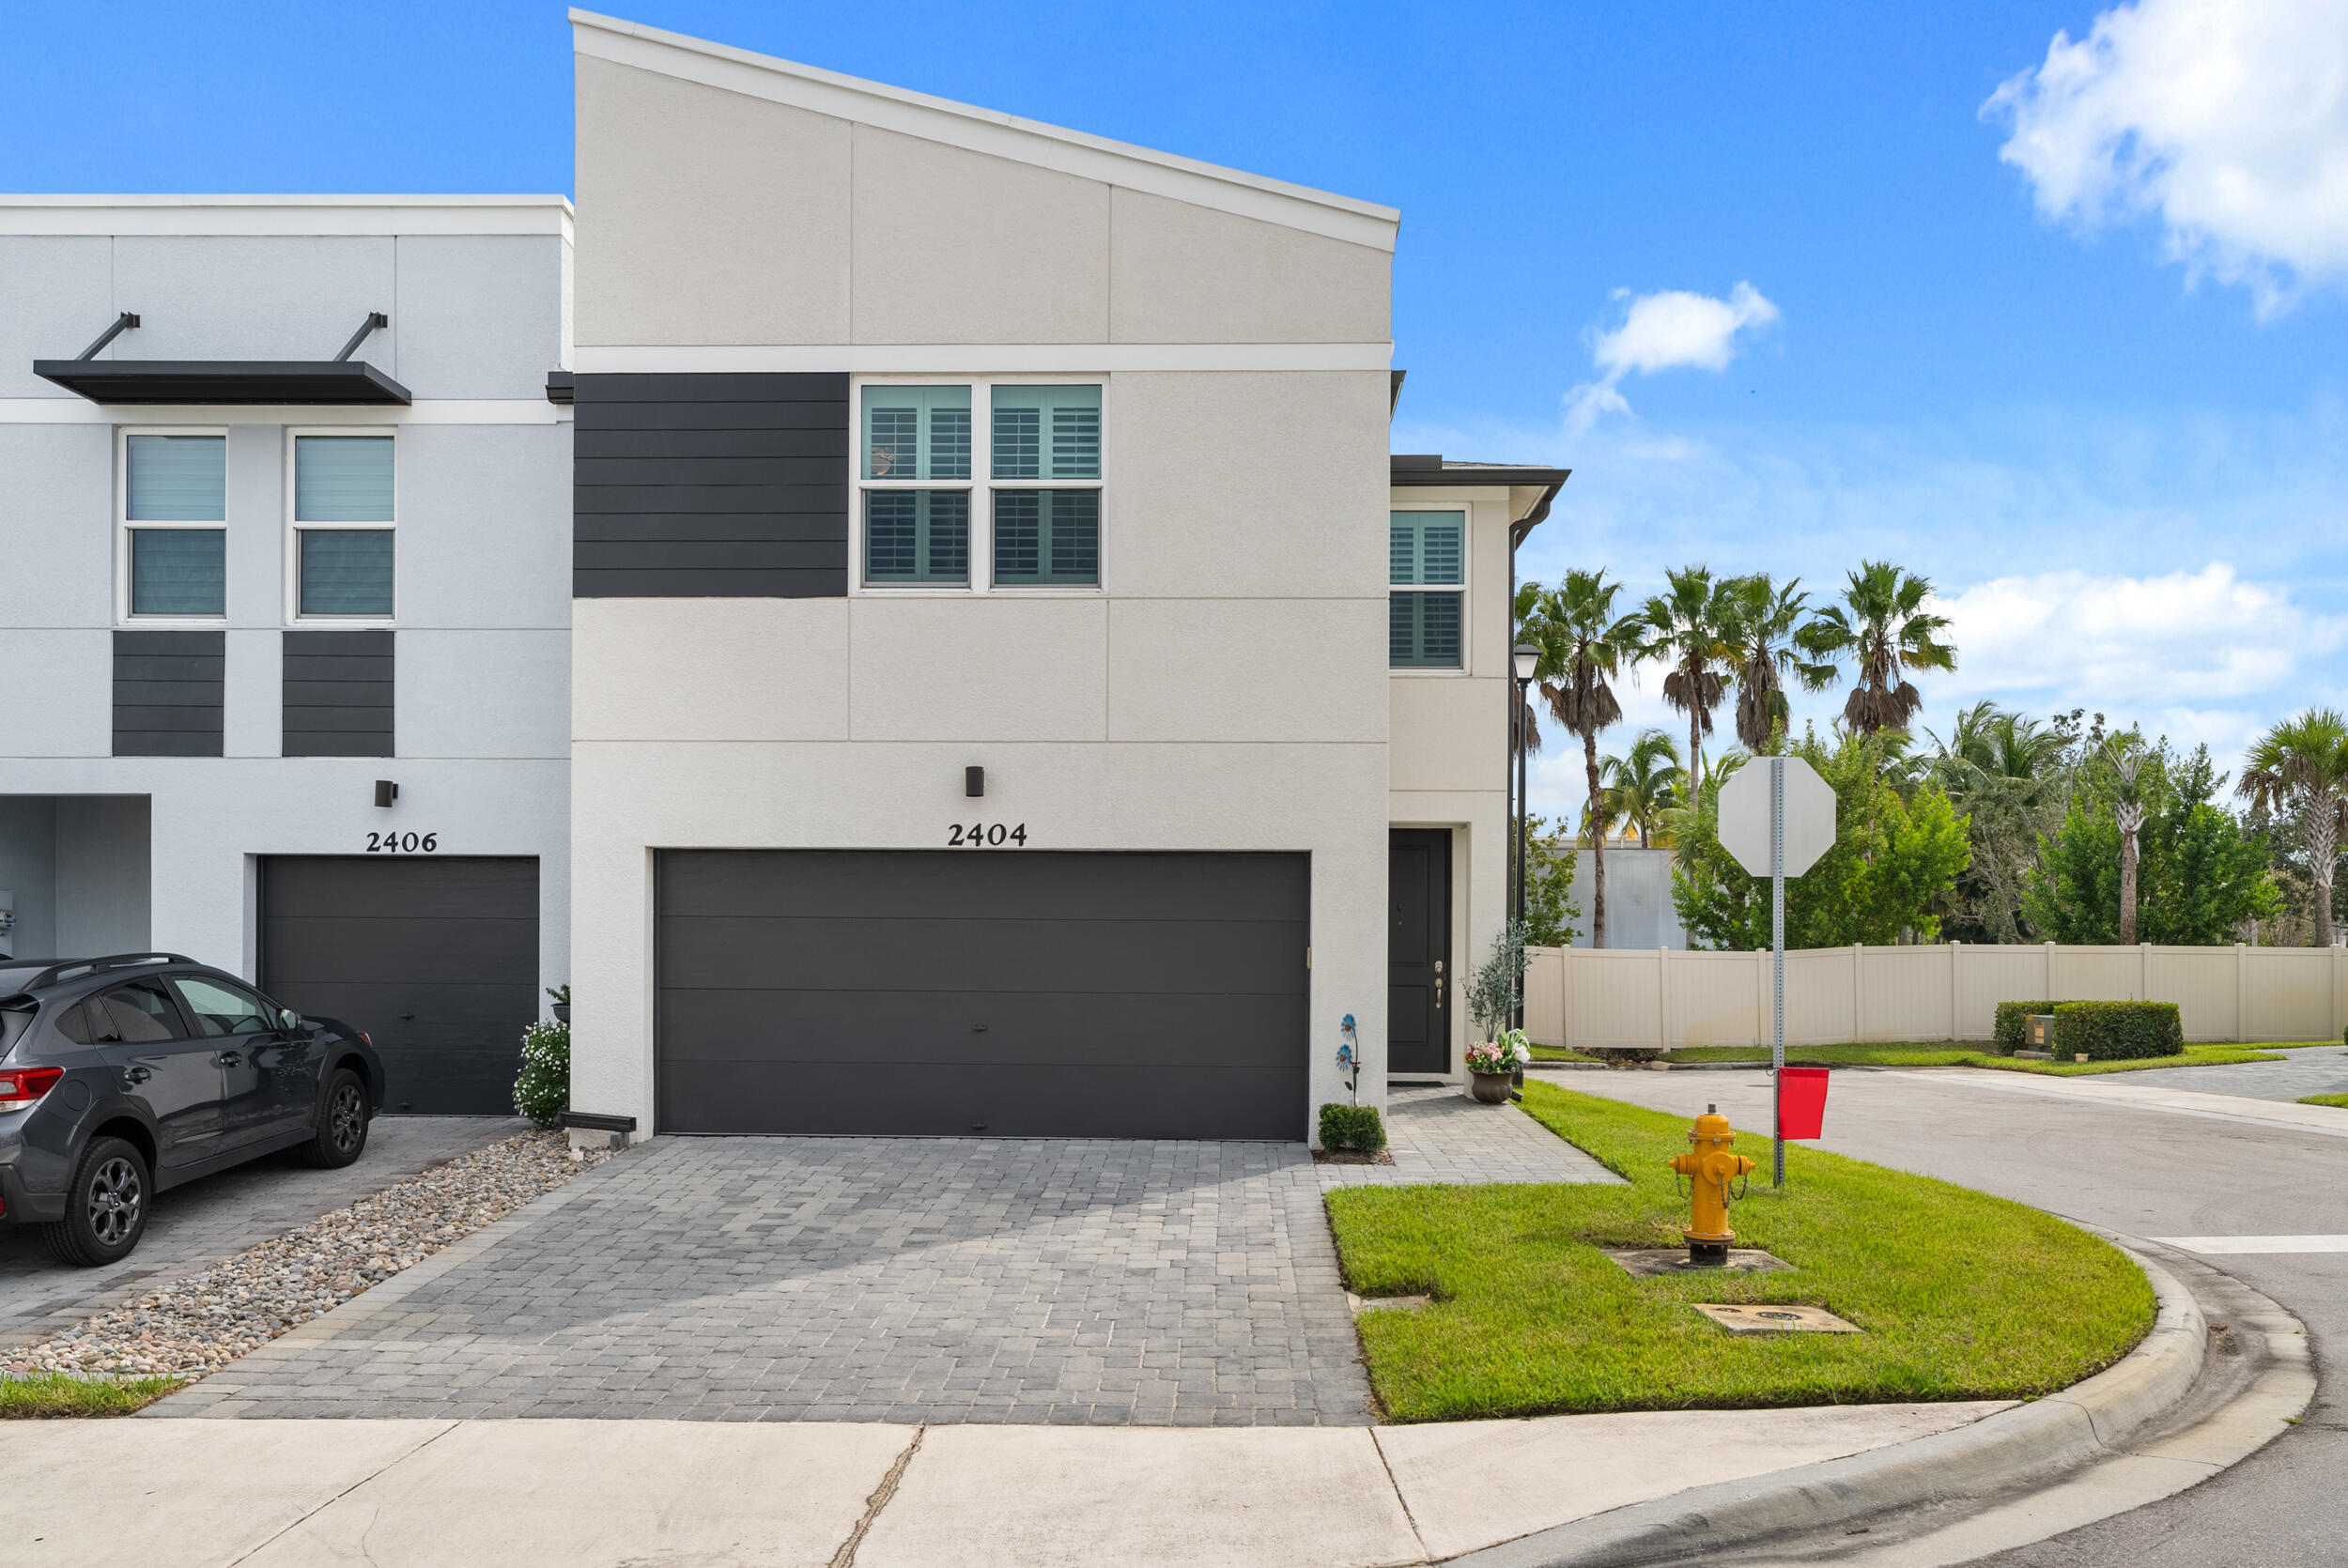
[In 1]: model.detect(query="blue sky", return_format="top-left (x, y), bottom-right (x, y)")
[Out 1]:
top-left (7, 1), bottom-right (2343, 823)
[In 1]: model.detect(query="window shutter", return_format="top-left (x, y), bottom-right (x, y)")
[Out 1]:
top-left (863, 386), bottom-right (971, 481)
top-left (992, 386), bottom-right (1101, 479)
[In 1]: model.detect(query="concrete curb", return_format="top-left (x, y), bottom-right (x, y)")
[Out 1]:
top-left (1444, 1244), bottom-right (2206, 1567)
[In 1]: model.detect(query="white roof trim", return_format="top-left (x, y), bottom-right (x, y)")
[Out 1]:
top-left (0, 195), bottom-right (574, 238)
top-left (569, 10), bottom-right (1399, 253)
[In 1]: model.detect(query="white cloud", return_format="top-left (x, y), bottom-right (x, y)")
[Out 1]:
top-left (1939, 562), bottom-right (2347, 707)
top-left (1563, 283), bottom-right (1778, 436)
top-left (1985, 0), bottom-right (2348, 315)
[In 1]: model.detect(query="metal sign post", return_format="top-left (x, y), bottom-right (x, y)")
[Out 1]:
top-left (1717, 754), bottom-right (1834, 1191)
top-left (1770, 757), bottom-right (1785, 1189)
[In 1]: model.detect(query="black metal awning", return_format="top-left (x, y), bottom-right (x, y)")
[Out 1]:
top-left (32, 359), bottom-right (412, 406)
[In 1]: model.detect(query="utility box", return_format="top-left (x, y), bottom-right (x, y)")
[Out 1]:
top-left (2027, 1013), bottom-right (2057, 1051)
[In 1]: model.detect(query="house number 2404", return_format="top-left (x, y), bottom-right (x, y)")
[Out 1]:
top-left (947, 823), bottom-right (1027, 847)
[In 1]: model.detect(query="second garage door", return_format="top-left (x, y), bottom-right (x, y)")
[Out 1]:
top-left (259, 856), bottom-right (540, 1115)
top-left (657, 850), bottom-right (1309, 1139)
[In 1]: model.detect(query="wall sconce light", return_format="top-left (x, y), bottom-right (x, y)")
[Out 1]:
top-left (965, 766), bottom-right (985, 798)
top-left (374, 780), bottom-right (399, 807)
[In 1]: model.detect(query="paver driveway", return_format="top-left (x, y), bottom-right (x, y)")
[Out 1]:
top-left (162, 1088), bottom-right (1614, 1423)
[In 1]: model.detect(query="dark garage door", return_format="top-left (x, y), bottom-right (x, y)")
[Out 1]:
top-left (657, 850), bottom-right (1308, 1139)
top-left (260, 856), bottom-right (540, 1115)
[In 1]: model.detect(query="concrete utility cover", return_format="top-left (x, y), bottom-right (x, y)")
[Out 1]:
top-left (1605, 1248), bottom-right (1791, 1277)
top-left (1717, 757), bottom-right (1837, 878)
top-left (1692, 1302), bottom-right (1860, 1334)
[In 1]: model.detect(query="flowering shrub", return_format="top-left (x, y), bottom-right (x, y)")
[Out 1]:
top-left (513, 1019), bottom-right (570, 1129)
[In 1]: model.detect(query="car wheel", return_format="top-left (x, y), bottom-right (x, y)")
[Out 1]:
top-left (299, 1068), bottom-right (370, 1169)
top-left (45, 1136), bottom-right (150, 1268)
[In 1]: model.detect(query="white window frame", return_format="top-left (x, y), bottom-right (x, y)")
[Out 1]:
top-left (850, 374), bottom-right (1109, 596)
top-left (284, 425), bottom-right (397, 626)
top-left (1388, 500), bottom-right (1473, 677)
top-left (116, 425), bottom-right (230, 626)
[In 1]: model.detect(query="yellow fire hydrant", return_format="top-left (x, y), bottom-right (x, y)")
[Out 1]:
top-left (1668, 1104), bottom-right (1758, 1266)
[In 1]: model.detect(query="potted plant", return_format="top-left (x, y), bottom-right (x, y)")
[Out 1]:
top-left (1463, 1029), bottom-right (1530, 1102)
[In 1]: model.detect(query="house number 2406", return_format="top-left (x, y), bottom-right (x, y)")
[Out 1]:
top-left (947, 823), bottom-right (1027, 847)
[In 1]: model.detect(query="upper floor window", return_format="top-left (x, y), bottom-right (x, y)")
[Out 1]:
top-left (857, 381), bottom-right (1104, 591)
top-left (1390, 511), bottom-right (1464, 669)
top-left (121, 432), bottom-right (226, 619)
top-left (291, 433), bottom-right (394, 620)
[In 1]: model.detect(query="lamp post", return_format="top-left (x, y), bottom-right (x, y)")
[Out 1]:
top-left (1510, 641), bottom-right (1539, 1034)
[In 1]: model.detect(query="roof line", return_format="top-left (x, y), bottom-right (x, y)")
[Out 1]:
top-left (0, 194), bottom-right (574, 210)
top-left (568, 9), bottom-right (1398, 252)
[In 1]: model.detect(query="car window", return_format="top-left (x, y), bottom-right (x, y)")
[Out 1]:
top-left (172, 976), bottom-right (276, 1038)
top-left (50, 1001), bottom-right (96, 1046)
top-left (91, 979), bottom-right (190, 1045)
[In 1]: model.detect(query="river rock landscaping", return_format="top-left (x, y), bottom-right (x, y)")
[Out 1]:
top-left (4, 1130), bottom-right (611, 1388)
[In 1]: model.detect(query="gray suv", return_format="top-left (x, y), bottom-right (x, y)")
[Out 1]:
top-left (0, 953), bottom-right (385, 1267)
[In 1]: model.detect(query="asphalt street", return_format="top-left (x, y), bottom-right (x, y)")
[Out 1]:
top-left (1552, 1060), bottom-right (2347, 1568)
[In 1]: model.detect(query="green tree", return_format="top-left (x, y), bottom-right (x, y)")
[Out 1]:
top-left (2238, 709), bottom-right (2348, 948)
top-left (1925, 701), bottom-right (2071, 944)
top-left (1670, 727), bottom-right (1973, 949)
top-left (1798, 560), bottom-right (1956, 736)
top-left (1519, 571), bottom-right (1644, 947)
top-left (2025, 739), bottom-right (2280, 945)
top-left (1599, 729), bottom-right (1684, 847)
top-left (1637, 565), bottom-right (1733, 789)
top-left (1718, 573), bottom-right (1836, 750)
top-left (1513, 814), bottom-right (1583, 947)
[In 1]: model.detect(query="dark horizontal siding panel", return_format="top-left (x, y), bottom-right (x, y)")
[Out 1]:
top-left (114, 629), bottom-right (223, 759)
top-left (576, 540), bottom-right (847, 573)
top-left (576, 427), bottom-right (849, 461)
top-left (283, 680), bottom-right (394, 708)
top-left (282, 654), bottom-right (394, 683)
top-left (574, 514), bottom-right (850, 546)
top-left (575, 455), bottom-right (843, 487)
top-left (286, 629), bottom-right (393, 657)
top-left (575, 372), bottom-right (848, 405)
top-left (573, 483), bottom-right (849, 515)
top-left (113, 704), bottom-right (225, 733)
top-left (283, 629), bottom-right (394, 760)
top-left (111, 655), bottom-right (227, 684)
top-left (573, 371), bottom-right (848, 600)
top-left (282, 730), bottom-right (394, 759)
top-left (113, 729), bottom-right (222, 759)
top-left (575, 567), bottom-right (847, 599)
top-left (576, 400), bottom-right (848, 433)
top-left (115, 629), bottom-right (224, 659)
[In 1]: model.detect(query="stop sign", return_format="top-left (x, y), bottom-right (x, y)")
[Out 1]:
top-left (1718, 757), bottom-right (1836, 878)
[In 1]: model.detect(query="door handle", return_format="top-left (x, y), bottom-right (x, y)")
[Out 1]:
top-left (1434, 960), bottom-right (1444, 1007)
top-left (216, 1051), bottom-right (242, 1068)
top-left (122, 1066), bottom-right (151, 1086)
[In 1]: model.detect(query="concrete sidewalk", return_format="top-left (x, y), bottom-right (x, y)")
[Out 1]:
top-left (2, 1401), bottom-right (2002, 1567)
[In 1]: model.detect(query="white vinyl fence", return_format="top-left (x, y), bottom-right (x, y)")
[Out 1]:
top-left (1522, 942), bottom-right (2348, 1051)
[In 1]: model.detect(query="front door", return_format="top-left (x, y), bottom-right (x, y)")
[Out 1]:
top-left (1388, 829), bottom-right (1452, 1075)
top-left (89, 976), bottom-right (224, 1170)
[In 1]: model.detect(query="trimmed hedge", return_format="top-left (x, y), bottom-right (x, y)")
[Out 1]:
top-left (2054, 1000), bottom-right (2184, 1061)
top-left (1993, 1001), bottom-right (2061, 1053)
top-left (1320, 1102), bottom-right (1387, 1152)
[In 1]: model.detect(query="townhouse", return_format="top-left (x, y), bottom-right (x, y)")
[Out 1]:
top-left (0, 11), bottom-right (1564, 1142)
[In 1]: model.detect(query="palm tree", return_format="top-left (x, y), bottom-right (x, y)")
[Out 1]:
top-left (1718, 574), bottom-right (1836, 751)
top-left (2101, 734), bottom-right (2154, 945)
top-left (1926, 701), bottom-right (2070, 943)
top-left (1638, 566), bottom-right (1733, 790)
top-left (1520, 570), bottom-right (1643, 947)
top-left (1599, 730), bottom-right (1684, 848)
top-left (1798, 561), bottom-right (1956, 735)
top-left (2239, 709), bottom-right (2348, 947)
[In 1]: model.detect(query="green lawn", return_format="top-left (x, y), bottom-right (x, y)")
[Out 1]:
top-left (2298, 1094), bottom-right (2348, 1109)
top-left (0, 1373), bottom-right (180, 1418)
top-left (1325, 1083), bottom-right (2152, 1423)
top-left (1531, 1040), bottom-right (2336, 1077)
